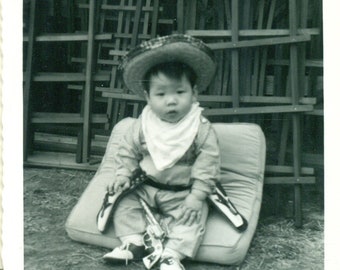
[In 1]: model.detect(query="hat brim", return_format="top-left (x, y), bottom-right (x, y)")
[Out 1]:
top-left (120, 35), bottom-right (216, 98)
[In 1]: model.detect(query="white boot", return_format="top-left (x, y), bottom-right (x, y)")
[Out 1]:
top-left (103, 242), bottom-right (146, 264)
top-left (159, 257), bottom-right (185, 270)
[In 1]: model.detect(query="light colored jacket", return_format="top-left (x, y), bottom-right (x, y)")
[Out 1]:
top-left (115, 116), bottom-right (220, 195)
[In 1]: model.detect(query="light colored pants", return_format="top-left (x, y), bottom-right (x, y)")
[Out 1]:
top-left (113, 185), bottom-right (208, 258)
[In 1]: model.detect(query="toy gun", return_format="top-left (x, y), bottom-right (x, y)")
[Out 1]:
top-left (208, 182), bottom-right (248, 232)
top-left (139, 198), bottom-right (166, 269)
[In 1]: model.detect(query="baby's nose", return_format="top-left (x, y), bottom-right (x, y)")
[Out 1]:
top-left (166, 95), bottom-right (177, 105)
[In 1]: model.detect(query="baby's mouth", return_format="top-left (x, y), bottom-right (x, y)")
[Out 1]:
top-left (166, 110), bottom-right (177, 115)
top-left (163, 110), bottom-right (180, 123)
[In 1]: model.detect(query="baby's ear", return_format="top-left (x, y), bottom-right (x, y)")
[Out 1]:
top-left (143, 90), bottom-right (150, 102)
top-left (193, 85), bottom-right (198, 100)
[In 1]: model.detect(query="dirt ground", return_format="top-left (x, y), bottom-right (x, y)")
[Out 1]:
top-left (24, 167), bottom-right (324, 270)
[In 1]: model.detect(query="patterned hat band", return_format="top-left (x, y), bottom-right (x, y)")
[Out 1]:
top-left (119, 34), bottom-right (214, 72)
top-left (119, 34), bottom-right (216, 98)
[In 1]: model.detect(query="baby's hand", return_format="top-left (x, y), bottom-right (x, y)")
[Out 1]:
top-left (178, 193), bottom-right (204, 226)
top-left (108, 176), bottom-right (130, 193)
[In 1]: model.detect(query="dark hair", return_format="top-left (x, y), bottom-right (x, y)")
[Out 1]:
top-left (142, 62), bottom-right (197, 93)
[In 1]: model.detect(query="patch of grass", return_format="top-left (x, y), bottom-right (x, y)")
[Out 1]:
top-left (24, 168), bottom-right (324, 269)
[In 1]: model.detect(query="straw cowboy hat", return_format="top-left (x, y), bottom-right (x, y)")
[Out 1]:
top-left (119, 34), bottom-right (216, 98)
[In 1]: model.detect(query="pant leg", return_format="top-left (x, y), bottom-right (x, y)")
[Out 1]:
top-left (113, 191), bottom-right (146, 238)
top-left (155, 190), bottom-right (209, 258)
top-left (113, 185), bottom-right (158, 237)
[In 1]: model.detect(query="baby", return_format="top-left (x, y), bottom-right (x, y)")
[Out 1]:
top-left (103, 34), bottom-right (220, 270)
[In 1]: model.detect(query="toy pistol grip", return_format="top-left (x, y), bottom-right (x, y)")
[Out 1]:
top-left (142, 241), bottom-right (163, 269)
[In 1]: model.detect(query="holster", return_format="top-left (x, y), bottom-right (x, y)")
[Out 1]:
top-left (208, 181), bottom-right (248, 232)
top-left (96, 169), bottom-right (148, 233)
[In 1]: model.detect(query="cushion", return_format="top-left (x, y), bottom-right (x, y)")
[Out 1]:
top-left (65, 117), bottom-right (266, 265)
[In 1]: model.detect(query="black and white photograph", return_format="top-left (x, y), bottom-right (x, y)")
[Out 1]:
top-left (2, 0), bottom-right (340, 269)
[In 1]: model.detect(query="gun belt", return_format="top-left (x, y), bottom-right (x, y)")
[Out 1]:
top-left (144, 177), bottom-right (191, 192)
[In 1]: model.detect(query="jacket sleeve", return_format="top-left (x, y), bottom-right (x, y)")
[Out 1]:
top-left (114, 118), bottom-right (143, 178)
top-left (190, 123), bottom-right (220, 196)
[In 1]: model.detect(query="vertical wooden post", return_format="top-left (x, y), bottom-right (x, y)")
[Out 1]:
top-left (289, 0), bottom-right (303, 227)
top-left (231, 0), bottom-right (239, 122)
top-left (82, 0), bottom-right (97, 163)
top-left (185, 0), bottom-right (197, 30)
top-left (239, 0), bottom-right (253, 99)
top-left (151, 0), bottom-right (160, 38)
top-left (23, 0), bottom-right (37, 161)
top-left (177, 0), bottom-right (185, 33)
top-left (131, 0), bottom-right (143, 47)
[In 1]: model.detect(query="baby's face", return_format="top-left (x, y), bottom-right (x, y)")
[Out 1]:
top-left (145, 72), bottom-right (197, 123)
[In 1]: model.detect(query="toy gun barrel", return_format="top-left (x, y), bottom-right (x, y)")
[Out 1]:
top-left (139, 198), bottom-right (165, 239)
top-left (139, 198), bottom-right (158, 225)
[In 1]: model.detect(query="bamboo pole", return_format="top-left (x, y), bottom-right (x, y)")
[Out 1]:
top-left (82, 0), bottom-right (97, 163)
top-left (23, 0), bottom-right (37, 161)
top-left (289, 0), bottom-right (303, 227)
top-left (231, 0), bottom-right (239, 122)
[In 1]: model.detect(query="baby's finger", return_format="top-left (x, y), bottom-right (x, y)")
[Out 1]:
top-left (186, 211), bottom-right (197, 226)
top-left (114, 182), bottom-right (123, 193)
top-left (196, 211), bottom-right (202, 223)
top-left (178, 208), bottom-right (191, 225)
top-left (122, 181), bottom-right (130, 191)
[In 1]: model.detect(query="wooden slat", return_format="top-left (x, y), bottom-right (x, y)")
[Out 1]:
top-left (72, 57), bottom-right (120, 65)
top-left (109, 49), bottom-right (129, 56)
top-left (31, 113), bottom-right (108, 124)
top-left (200, 95), bottom-right (316, 104)
top-left (265, 176), bottom-right (315, 184)
top-left (265, 165), bottom-right (314, 175)
top-left (304, 109), bottom-right (323, 116)
top-left (267, 59), bottom-right (323, 67)
top-left (33, 141), bottom-right (106, 157)
top-left (238, 96), bottom-right (316, 105)
top-left (100, 4), bottom-right (153, 12)
top-left (208, 35), bottom-right (311, 50)
top-left (34, 132), bottom-right (108, 149)
top-left (23, 33), bottom-right (113, 42)
top-left (203, 105), bottom-right (313, 116)
top-left (25, 151), bottom-right (100, 171)
top-left (94, 134), bottom-right (110, 142)
top-left (27, 72), bottom-right (110, 82)
top-left (186, 28), bottom-right (320, 37)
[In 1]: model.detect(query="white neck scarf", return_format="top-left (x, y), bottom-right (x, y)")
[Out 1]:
top-left (141, 102), bottom-right (203, 171)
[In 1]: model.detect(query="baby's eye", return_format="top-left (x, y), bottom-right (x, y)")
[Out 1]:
top-left (177, 90), bottom-right (185, 94)
top-left (156, 92), bottom-right (164, 96)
